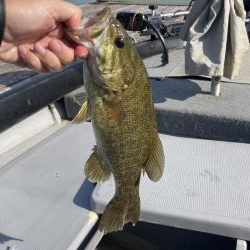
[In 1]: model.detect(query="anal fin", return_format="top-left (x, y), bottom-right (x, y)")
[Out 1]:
top-left (72, 99), bottom-right (90, 124)
top-left (144, 131), bottom-right (165, 182)
top-left (84, 146), bottom-right (111, 183)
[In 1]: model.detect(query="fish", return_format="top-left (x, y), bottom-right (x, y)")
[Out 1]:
top-left (67, 6), bottom-right (165, 233)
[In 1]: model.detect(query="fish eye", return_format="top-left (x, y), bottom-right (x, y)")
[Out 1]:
top-left (114, 37), bottom-right (124, 48)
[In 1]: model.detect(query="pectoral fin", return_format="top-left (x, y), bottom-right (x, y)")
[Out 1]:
top-left (72, 100), bottom-right (90, 124)
top-left (144, 132), bottom-right (165, 182)
top-left (74, 92), bottom-right (87, 106)
top-left (84, 146), bottom-right (111, 183)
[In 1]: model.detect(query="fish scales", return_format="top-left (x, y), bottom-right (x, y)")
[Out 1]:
top-left (69, 7), bottom-right (165, 233)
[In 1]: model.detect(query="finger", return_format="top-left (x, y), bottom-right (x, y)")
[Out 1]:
top-left (58, 35), bottom-right (89, 59)
top-left (48, 39), bottom-right (75, 65)
top-left (50, 2), bottom-right (82, 29)
top-left (18, 45), bottom-right (47, 72)
top-left (74, 45), bottom-right (88, 58)
top-left (0, 45), bottom-right (19, 64)
top-left (63, 34), bottom-right (88, 58)
top-left (65, 5), bottom-right (82, 29)
top-left (33, 42), bottom-right (62, 71)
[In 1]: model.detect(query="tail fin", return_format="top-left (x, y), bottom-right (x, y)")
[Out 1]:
top-left (98, 195), bottom-right (140, 233)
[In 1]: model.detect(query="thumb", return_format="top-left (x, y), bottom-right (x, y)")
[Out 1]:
top-left (51, 1), bottom-right (82, 29)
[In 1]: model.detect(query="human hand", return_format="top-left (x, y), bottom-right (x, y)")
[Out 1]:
top-left (0, 0), bottom-right (88, 72)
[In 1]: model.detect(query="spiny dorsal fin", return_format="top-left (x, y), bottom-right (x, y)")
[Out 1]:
top-left (144, 131), bottom-right (165, 182)
top-left (72, 100), bottom-right (90, 124)
top-left (84, 146), bottom-right (111, 183)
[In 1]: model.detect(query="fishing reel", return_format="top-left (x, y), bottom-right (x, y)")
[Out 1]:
top-left (116, 5), bottom-right (188, 35)
top-left (116, 5), bottom-right (190, 65)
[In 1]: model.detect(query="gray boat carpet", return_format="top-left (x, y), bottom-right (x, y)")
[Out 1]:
top-left (92, 131), bottom-right (250, 241)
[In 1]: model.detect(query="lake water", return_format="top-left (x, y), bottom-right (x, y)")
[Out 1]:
top-left (67, 0), bottom-right (95, 4)
top-left (67, 0), bottom-right (191, 5)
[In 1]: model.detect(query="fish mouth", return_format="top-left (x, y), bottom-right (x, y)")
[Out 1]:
top-left (66, 7), bottom-right (112, 48)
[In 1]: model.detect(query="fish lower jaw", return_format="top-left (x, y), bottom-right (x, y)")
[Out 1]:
top-left (97, 66), bottom-right (112, 75)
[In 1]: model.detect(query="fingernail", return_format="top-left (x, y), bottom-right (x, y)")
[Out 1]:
top-left (50, 40), bottom-right (62, 53)
top-left (34, 43), bottom-right (46, 55)
top-left (19, 46), bottom-right (28, 56)
top-left (75, 46), bottom-right (88, 58)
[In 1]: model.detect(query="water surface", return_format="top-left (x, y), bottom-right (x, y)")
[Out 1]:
top-left (67, 0), bottom-right (191, 5)
top-left (67, 0), bottom-right (95, 4)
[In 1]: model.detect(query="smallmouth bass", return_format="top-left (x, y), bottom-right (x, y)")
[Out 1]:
top-left (68, 7), bottom-right (164, 233)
